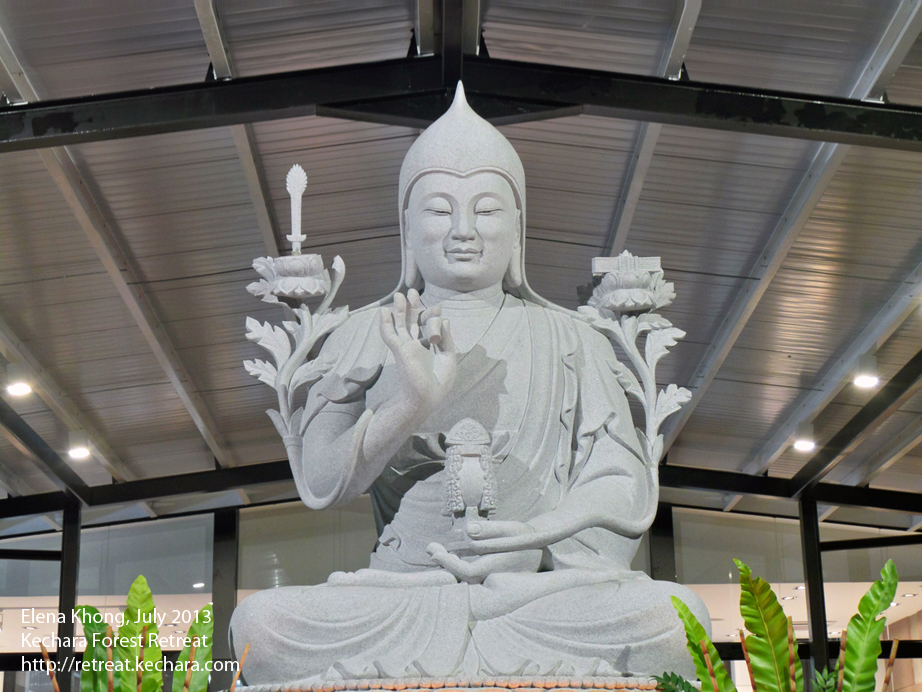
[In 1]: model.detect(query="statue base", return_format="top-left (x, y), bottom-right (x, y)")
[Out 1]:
top-left (237, 676), bottom-right (659, 692)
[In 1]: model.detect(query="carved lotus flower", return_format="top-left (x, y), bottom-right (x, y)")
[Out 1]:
top-left (588, 269), bottom-right (675, 315)
top-left (248, 254), bottom-right (340, 304)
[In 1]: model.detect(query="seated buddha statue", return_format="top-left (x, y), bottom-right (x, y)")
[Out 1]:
top-left (231, 85), bottom-right (710, 685)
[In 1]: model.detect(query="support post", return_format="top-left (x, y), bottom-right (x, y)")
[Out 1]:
top-left (650, 503), bottom-right (677, 582)
top-left (799, 495), bottom-right (829, 673)
top-left (57, 506), bottom-right (81, 692)
top-left (212, 508), bottom-right (239, 690)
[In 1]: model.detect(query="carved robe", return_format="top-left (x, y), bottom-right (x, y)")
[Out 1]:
top-left (231, 296), bottom-right (708, 683)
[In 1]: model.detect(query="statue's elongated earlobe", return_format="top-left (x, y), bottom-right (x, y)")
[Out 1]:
top-left (505, 210), bottom-right (524, 288)
top-left (403, 210), bottom-right (423, 289)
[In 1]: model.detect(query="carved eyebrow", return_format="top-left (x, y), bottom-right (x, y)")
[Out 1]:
top-left (474, 197), bottom-right (504, 211)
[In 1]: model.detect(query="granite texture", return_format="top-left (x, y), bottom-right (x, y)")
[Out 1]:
top-left (234, 84), bottom-right (710, 685)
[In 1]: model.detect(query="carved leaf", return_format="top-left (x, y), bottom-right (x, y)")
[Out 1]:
top-left (639, 313), bottom-right (672, 330)
top-left (619, 314), bottom-right (640, 344)
top-left (266, 408), bottom-right (289, 437)
top-left (289, 359), bottom-right (335, 393)
top-left (649, 433), bottom-right (664, 465)
top-left (243, 359), bottom-right (277, 386)
top-left (645, 327), bottom-right (687, 370)
top-left (653, 385), bottom-right (692, 429)
top-left (246, 317), bottom-right (292, 367)
top-left (611, 361), bottom-right (643, 402)
top-left (283, 320), bottom-right (300, 335)
top-left (311, 306), bottom-right (350, 341)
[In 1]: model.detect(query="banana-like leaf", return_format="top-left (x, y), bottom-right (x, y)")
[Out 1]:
top-left (842, 560), bottom-right (898, 692)
top-left (671, 596), bottom-right (736, 692)
top-left (116, 575), bottom-right (162, 692)
top-left (75, 606), bottom-right (108, 692)
top-left (654, 672), bottom-right (697, 692)
top-left (735, 559), bottom-right (803, 692)
top-left (172, 604), bottom-right (213, 692)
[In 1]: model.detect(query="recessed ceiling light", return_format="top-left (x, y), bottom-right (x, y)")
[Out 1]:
top-left (23, 626), bottom-right (36, 630)
top-left (793, 422), bottom-right (815, 452)
top-left (192, 582), bottom-right (205, 589)
top-left (830, 631), bottom-right (841, 636)
top-left (68, 431), bottom-right (91, 460)
top-left (6, 381), bottom-right (31, 396)
top-left (5, 363), bottom-right (32, 396)
top-left (890, 601), bottom-right (899, 608)
top-left (902, 593), bottom-right (916, 598)
top-left (795, 585), bottom-right (806, 590)
top-left (854, 355), bottom-right (879, 389)
top-left (782, 596), bottom-right (795, 600)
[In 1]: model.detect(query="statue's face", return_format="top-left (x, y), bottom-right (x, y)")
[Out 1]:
top-left (406, 171), bottom-right (519, 293)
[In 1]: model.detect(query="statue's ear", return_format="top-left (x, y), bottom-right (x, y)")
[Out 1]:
top-left (504, 210), bottom-right (523, 289)
top-left (403, 210), bottom-right (423, 289)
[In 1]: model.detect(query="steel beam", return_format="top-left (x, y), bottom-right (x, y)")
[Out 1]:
top-left (661, 0), bottom-right (922, 461)
top-left (88, 460), bottom-right (292, 506)
top-left (838, 411), bottom-right (922, 487)
top-left (0, 397), bottom-right (90, 504)
top-left (742, 278), bottom-right (922, 486)
top-left (194, 0), bottom-right (280, 258)
top-left (799, 495), bottom-right (829, 673)
top-left (603, 0), bottom-right (701, 257)
top-left (659, 464), bottom-right (794, 498)
top-left (790, 345), bottom-right (922, 496)
top-left (0, 313), bottom-right (137, 484)
top-left (8, 43), bottom-right (922, 153)
top-left (821, 532), bottom-right (922, 552)
top-left (57, 506), bottom-right (81, 692)
top-left (0, 24), bottom-right (234, 472)
top-left (211, 508), bottom-right (239, 690)
top-left (0, 548), bottom-right (61, 560)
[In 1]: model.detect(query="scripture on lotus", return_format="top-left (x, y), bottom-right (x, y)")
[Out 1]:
top-left (234, 84), bottom-right (711, 687)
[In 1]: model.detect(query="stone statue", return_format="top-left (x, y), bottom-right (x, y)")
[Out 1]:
top-left (234, 84), bottom-right (710, 686)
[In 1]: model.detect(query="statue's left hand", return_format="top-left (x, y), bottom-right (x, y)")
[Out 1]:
top-left (464, 519), bottom-right (565, 554)
top-left (426, 542), bottom-right (541, 584)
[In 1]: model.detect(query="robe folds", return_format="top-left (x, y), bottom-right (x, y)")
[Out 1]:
top-left (231, 296), bottom-right (710, 684)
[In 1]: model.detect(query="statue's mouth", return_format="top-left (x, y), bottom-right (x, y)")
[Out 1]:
top-left (447, 247), bottom-right (482, 261)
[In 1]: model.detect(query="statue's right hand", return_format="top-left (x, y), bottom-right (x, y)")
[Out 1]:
top-left (379, 289), bottom-right (457, 411)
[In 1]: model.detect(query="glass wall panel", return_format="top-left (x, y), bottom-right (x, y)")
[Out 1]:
top-left (0, 515), bottom-right (213, 655)
top-left (238, 496), bottom-right (377, 597)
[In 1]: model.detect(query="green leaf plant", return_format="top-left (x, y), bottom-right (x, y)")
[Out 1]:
top-left (74, 576), bottom-right (213, 692)
top-left (657, 560), bottom-right (900, 692)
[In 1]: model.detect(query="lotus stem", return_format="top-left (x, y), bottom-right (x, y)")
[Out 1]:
top-left (739, 629), bottom-right (756, 692)
top-left (836, 630), bottom-right (847, 692)
top-left (39, 642), bottom-right (61, 692)
top-left (182, 639), bottom-right (198, 692)
top-left (700, 640), bottom-right (720, 692)
top-left (107, 625), bottom-right (114, 692)
top-left (229, 643), bottom-right (251, 692)
top-left (137, 625), bottom-right (147, 692)
top-left (882, 640), bottom-right (899, 692)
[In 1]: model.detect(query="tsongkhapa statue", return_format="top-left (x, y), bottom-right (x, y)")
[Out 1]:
top-left (234, 84), bottom-right (710, 687)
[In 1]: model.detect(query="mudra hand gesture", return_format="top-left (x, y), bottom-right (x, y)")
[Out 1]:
top-left (379, 288), bottom-right (457, 412)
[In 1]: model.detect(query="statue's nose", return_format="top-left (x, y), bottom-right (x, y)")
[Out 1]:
top-left (451, 212), bottom-right (478, 241)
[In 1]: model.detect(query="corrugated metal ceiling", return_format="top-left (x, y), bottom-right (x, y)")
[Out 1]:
top-left (0, 0), bottom-right (919, 528)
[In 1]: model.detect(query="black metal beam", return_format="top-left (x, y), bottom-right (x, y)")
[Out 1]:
top-left (0, 398), bottom-right (90, 505)
top-left (714, 640), bottom-right (922, 662)
top-left (821, 532), bottom-right (922, 552)
top-left (799, 495), bottom-right (829, 672)
top-left (442, 0), bottom-right (464, 88)
top-left (211, 508), bottom-right (239, 690)
top-left (659, 464), bottom-right (794, 498)
top-left (790, 346), bottom-right (922, 496)
top-left (0, 57), bottom-right (442, 152)
top-left (57, 506), bottom-right (81, 692)
top-left (463, 57), bottom-right (922, 152)
top-left (8, 56), bottom-right (922, 153)
top-left (812, 483), bottom-right (922, 515)
top-left (0, 491), bottom-right (71, 519)
top-left (0, 548), bottom-right (61, 560)
top-left (88, 460), bottom-right (292, 506)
